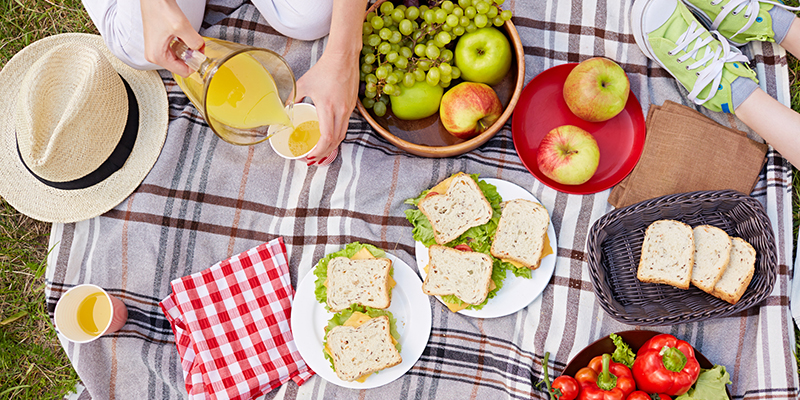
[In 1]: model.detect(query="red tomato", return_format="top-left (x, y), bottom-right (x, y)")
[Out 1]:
top-left (454, 244), bottom-right (472, 252)
top-left (574, 367), bottom-right (598, 385)
top-left (627, 391), bottom-right (671, 400)
top-left (552, 375), bottom-right (580, 400)
top-left (423, 191), bottom-right (439, 199)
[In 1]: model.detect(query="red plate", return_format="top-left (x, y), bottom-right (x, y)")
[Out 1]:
top-left (512, 63), bottom-right (646, 195)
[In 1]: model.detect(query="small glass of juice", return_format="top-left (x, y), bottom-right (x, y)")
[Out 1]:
top-left (54, 284), bottom-right (128, 343)
top-left (268, 103), bottom-right (337, 166)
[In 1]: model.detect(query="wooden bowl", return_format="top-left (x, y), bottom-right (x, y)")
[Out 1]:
top-left (356, 1), bottom-right (525, 158)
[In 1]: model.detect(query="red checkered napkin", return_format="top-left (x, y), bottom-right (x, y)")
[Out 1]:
top-left (160, 237), bottom-right (314, 400)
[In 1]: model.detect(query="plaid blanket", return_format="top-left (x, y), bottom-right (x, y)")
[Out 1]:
top-left (46, 0), bottom-right (798, 399)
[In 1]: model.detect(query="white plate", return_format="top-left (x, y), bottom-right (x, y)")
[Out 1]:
top-left (414, 178), bottom-right (557, 318)
top-left (291, 252), bottom-right (432, 389)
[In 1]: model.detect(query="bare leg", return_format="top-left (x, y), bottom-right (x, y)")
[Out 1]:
top-left (736, 88), bottom-right (800, 167)
top-left (779, 17), bottom-right (800, 58)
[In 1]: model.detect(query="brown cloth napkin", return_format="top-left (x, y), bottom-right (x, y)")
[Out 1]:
top-left (608, 101), bottom-right (768, 208)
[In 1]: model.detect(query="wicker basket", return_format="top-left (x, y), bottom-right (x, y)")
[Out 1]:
top-left (587, 190), bottom-right (777, 326)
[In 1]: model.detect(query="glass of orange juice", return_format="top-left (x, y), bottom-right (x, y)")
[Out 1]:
top-left (54, 284), bottom-right (128, 343)
top-left (171, 37), bottom-right (296, 146)
top-left (268, 103), bottom-right (337, 165)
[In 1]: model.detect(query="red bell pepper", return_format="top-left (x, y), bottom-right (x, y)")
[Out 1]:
top-left (631, 334), bottom-right (700, 396)
top-left (576, 354), bottom-right (636, 400)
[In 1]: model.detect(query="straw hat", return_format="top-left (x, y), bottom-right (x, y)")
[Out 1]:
top-left (0, 33), bottom-right (168, 223)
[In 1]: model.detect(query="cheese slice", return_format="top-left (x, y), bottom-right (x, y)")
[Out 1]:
top-left (424, 263), bottom-right (495, 312)
top-left (502, 233), bottom-right (554, 269)
top-left (428, 173), bottom-right (463, 196)
top-left (325, 311), bottom-right (398, 382)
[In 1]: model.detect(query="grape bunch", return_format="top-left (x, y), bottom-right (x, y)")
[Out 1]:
top-left (360, 0), bottom-right (513, 117)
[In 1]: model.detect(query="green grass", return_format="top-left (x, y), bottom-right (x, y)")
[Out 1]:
top-left (0, 1), bottom-right (798, 398)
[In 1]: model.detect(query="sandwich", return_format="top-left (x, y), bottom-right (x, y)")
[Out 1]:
top-left (711, 237), bottom-right (756, 304)
top-left (690, 225), bottom-right (732, 294)
top-left (314, 242), bottom-right (396, 311)
top-left (323, 305), bottom-right (402, 382)
top-left (490, 199), bottom-right (553, 274)
top-left (637, 219), bottom-right (695, 289)
top-left (421, 244), bottom-right (498, 311)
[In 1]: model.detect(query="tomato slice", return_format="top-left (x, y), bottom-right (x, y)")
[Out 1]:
top-left (454, 244), bottom-right (472, 252)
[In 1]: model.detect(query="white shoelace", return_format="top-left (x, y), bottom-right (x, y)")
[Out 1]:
top-left (668, 21), bottom-right (749, 105)
top-left (708, 0), bottom-right (800, 40)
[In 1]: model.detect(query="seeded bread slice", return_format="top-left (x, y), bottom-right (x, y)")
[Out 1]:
top-left (712, 237), bottom-right (756, 305)
top-left (326, 316), bottom-right (402, 382)
top-left (637, 219), bottom-right (695, 289)
top-left (326, 257), bottom-right (392, 312)
top-left (418, 174), bottom-right (493, 245)
top-left (422, 245), bottom-right (493, 305)
top-left (490, 199), bottom-right (550, 269)
top-left (690, 225), bottom-right (732, 294)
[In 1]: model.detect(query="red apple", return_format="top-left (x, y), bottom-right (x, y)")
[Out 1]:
top-left (439, 82), bottom-right (503, 139)
top-left (537, 125), bottom-right (600, 185)
top-left (563, 57), bottom-right (630, 122)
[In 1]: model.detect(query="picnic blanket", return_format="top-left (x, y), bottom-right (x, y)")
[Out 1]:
top-left (45, 0), bottom-right (798, 399)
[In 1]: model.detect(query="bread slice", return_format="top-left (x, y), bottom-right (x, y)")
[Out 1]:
top-left (326, 315), bottom-right (402, 382)
top-left (712, 237), bottom-right (756, 304)
top-left (418, 174), bottom-right (493, 245)
top-left (690, 225), bottom-right (732, 294)
top-left (637, 220), bottom-right (694, 289)
top-left (326, 257), bottom-right (392, 312)
top-left (422, 245), bottom-right (493, 305)
top-left (490, 199), bottom-right (550, 269)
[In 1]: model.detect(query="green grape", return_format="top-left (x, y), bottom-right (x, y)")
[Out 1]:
top-left (366, 81), bottom-right (377, 92)
top-left (452, 25), bottom-right (465, 36)
top-left (465, 6), bottom-right (477, 18)
top-left (395, 57), bottom-right (408, 69)
top-left (361, 45), bottom-right (373, 55)
top-left (440, 73), bottom-right (452, 83)
top-left (458, 0), bottom-right (472, 7)
top-left (413, 69), bottom-right (426, 81)
top-left (386, 51), bottom-right (398, 63)
top-left (487, 6), bottom-right (498, 18)
top-left (373, 101), bottom-right (387, 116)
top-left (495, 0), bottom-right (505, 4)
top-left (367, 11), bottom-right (376, 20)
top-left (446, 14), bottom-right (459, 27)
top-left (398, 19), bottom-right (413, 35)
top-left (441, 49), bottom-right (454, 62)
top-left (379, 27), bottom-right (392, 40)
top-left (459, 15), bottom-right (470, 27)
top-left (391, 9), bottom-right (405, 23)
top-left (365, 89), bottom-right (377, 99)
top-left (419, 5), bottom-right (429, 14)
top-left (493, 16), bottom-right (504, 26)
top-left (414, 43), bottom-right (427, 57)
top-left (403, 73), bottom-right (416, 87)
top-left (390, 43), bottom-right (400, 52)
top-left (359, 71), bottom-right (367, 80)
top-left (442, 1), bottom-right (455, 12)
top-left (423, 9), bottom-right (435, 23)
top-left (466, 22), bottom-right (478, 32)
top-left (434, 9), bottom-right (447, 24)
top-left (436, 31), bottom-right (451, 45)
top-left (439, 80), bottom-right (451, 88)
top-left (378, 41), bottom-right (392, 54)
top-left (361, 63), bottom-right (373, 74)
top-left (418, 59), bottom-right (432, 70)
top-left (441, 24), bottom-right (453, 32)
top-left (366, 74), bottom-right (378, 84)
top-left (363, 22), bottom-right (373, 35)
top-left (453, 6), bottom-right (464, 16)
top-left (396, 5), bottom-right (406, 12)
top-left (370, 15), bottom-right (384, 30)
top-left (375, 66), bottom-right (389, 79)
top-left (475, 1), bottom-right (491, 14)
top-left (451, 66), bottom-right (461, 79)
top-left (425, 44), bottom-right (440, 59)
top-left (367, 34), bottom-right (381, 47)
top-left (399, 46), bottom-right (413, 58)
top-left (379, 1), bottom-right (394, 14)
top-left (474, 14), bottom-right (488, 27)
top-left (382, 15), bottom-right (394, 28)
top-left (426, 68), bottom-right (440, 86)
top-left (439, 62), bottom-right (452, 76)
top-left (386, 73), bottom-right (399, 85)
top-left (383, 83), bottom-right (396, 95)
top-left (500, 10), bottom-right (513, 20)
top-left (405, 6), bottom-right (420, 20)
top-left (361, 97), bottom-right (375, 109)
top-left (389, 31), bottom-right (403, 43)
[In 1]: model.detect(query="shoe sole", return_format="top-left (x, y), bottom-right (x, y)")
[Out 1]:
top-left (631, 0), bottom-right (658, 60)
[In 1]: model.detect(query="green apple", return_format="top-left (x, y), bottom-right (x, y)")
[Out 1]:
top-left (454, 27), bottom-right (512, 86)
top-left (439, 82), bottom-right (503, 139)
top-left (389, 81), bottom-right (444, 120)
top-left (563, 57), bottom-right (630, 122)
top-left (536, 125), bottom-right (600, 185)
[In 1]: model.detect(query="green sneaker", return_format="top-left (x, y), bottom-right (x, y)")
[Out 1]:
top-left (631, 0), bottom-right (758, 113)
top-left (681, 0), bottom-right (800, 45)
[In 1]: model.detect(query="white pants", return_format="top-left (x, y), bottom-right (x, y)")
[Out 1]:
top-left (82, 0), bottom-right (333, 70)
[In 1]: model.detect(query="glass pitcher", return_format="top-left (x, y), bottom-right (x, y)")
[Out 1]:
top-left (171, 37), bottom-right (296, 146)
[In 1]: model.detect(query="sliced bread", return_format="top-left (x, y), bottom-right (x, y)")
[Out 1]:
top-left (690, 225), bottom-right (732, 294)
top-left (326, 257), bottom-right (392, 312)
top-left (326, 315), bottom-right (402, 382)
top-left (422, 245), bottom-right (493, 305)
top-left (712, 237), bottom-right (756, 304)
top-left (637, 219), bottom-right (695, 289)
top-left (490, 199), bottom-right (550, 269)
top-left (418, 174), bottom-right (493, 245)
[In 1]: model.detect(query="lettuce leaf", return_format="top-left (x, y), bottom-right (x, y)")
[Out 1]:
top-left (609, 333), bottom-right (635, 368)
top-left (322, 305), bottom-right (402, 371)
top-left (675, 365), bottom-right (731, 400)
top-left (313, 242), bottom-right (386, 308)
